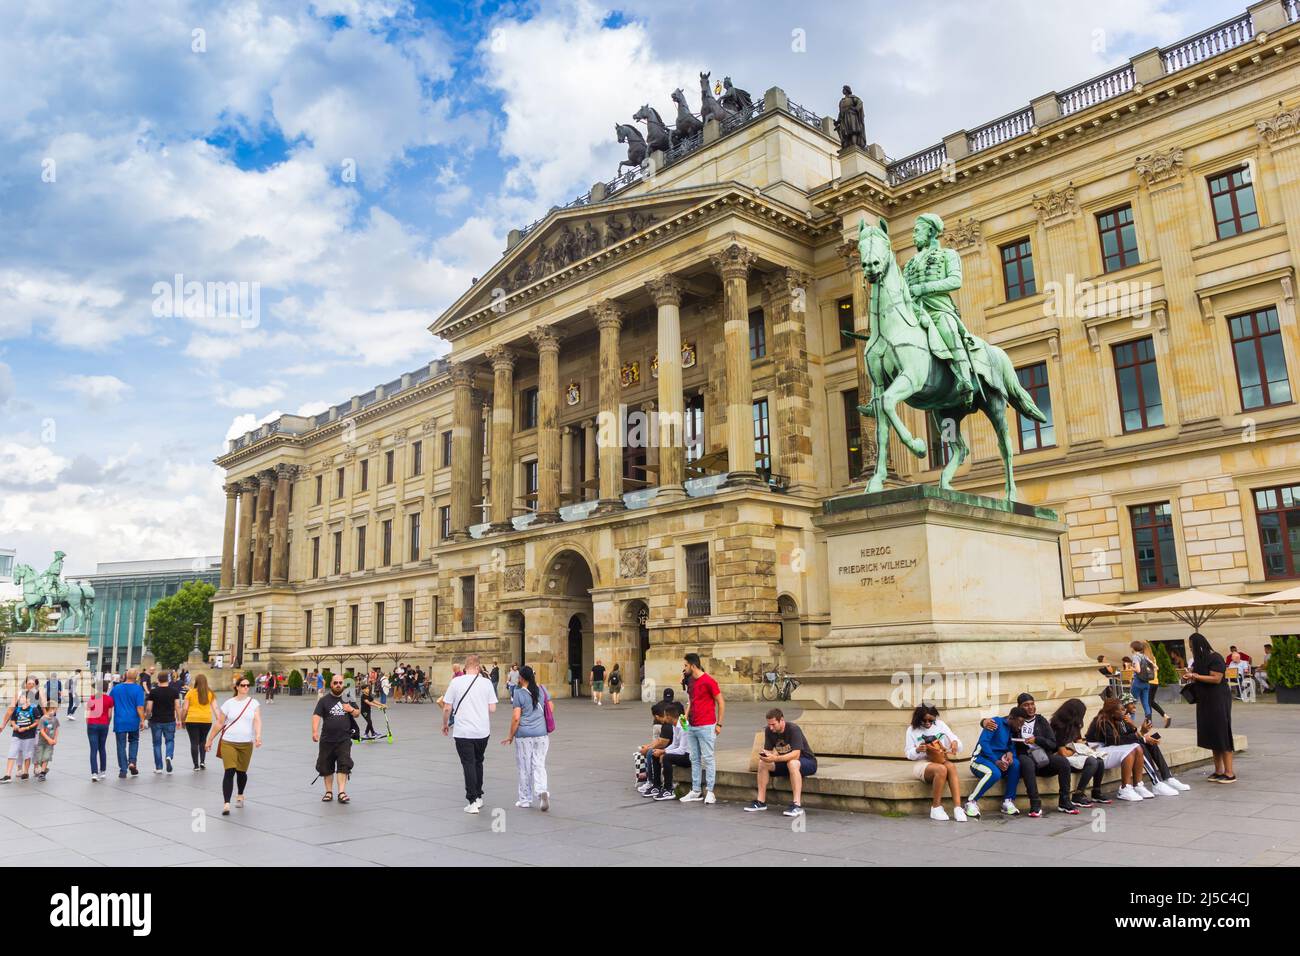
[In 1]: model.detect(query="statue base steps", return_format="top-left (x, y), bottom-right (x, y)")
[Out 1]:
top-left (0, 633), bottom-right (90, 680)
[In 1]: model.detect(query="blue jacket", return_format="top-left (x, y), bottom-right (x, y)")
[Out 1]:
top-left (971, 716), bottom-right (1016, 762)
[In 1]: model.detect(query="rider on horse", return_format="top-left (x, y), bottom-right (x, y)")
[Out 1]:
top-left (41, 551), bottom-right (66, 602)
top-left (903, 214), bottom-right (978, 405)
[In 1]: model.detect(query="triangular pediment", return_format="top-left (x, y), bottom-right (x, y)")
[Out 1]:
top-left (433, 185), bottom-right (728, 336)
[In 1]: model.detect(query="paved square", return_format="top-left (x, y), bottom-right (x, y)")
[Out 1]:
top-left (2, 695), bottom-right (1299, 867)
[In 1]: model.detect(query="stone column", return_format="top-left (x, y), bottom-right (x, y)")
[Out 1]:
top-left (236, 478), bottom-right (255, 587)
top-left (1134, 151), bottom-right (1219, 428)
top-left (560, 425), bottom-right (575, 504)
top-left (1258, 107), bottom-right (1300, 326)
top-left (646, 274), bottom-right (687, 502)
top-left (271, 464), bottom-right (293, 583)
top-left (252, 470), bottom-right (274, 584)
top-left (529, 326), bottom-right (562, 524)
top-left (592, 300), bottom-right (626, 513)
top-left (220, 484), bottom-right (238, 590)
top-left (583, 419), bottom-right (598, 502)
top-left (641, 400), bottom-right (659, 481)
top-left (765, 266), bottom-right (817, 492)
top-left (486, 346), bottom-right (517, 531)
top-left (710, 242), bottom-right (763, 487)
top-left (449, 362), bottom-right (476, 539)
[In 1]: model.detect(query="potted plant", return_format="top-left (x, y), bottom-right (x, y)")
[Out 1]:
top-left (322, 668), bottom-right (333, 689)
top-left (1269, 636), bottom-right (1300, 704)
top-left (287, 670), bottom-right (304, 697)
top-left (1151, 643), bottom-right (1182, 704)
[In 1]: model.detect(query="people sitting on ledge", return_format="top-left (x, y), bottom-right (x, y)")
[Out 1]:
top-left (1086, 697), bottom-right (1150, 802)
top-left (1012, 693), bottom-right (1077, 816)
top-left (745, 707), bottom-right (815, 818)
top-left (968, 708), bottom-right (1025, 818)
top-left (902, 704), bottom-right (966, 822)
top-left (1121, 695), bottom-right (1189, 795)
top-left (1049, 698), bottom-right (1109, 808)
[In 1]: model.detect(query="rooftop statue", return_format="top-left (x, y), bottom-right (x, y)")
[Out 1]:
top-left (720, 77), bottom-right (752, 114)
top-left (633, 104), bottom-right (673, 153)
top-left (10, 550), bottom-right (96, 633)
top-left (835, 84), bottom-right (866, 150)
top-left (848, 215), bottom-right (1047, 501)
top-left (670, 88), bottom-right (703, 146)
top-left (698, 71), bottom-right (729, 124)
top-left (615, 122), bottom-right (647, 174)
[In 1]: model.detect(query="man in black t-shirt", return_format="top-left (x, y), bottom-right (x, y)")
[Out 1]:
top-left (590, 660), bottom-right (607, 707)
top-left (312, 677), bottom-right (358, 803)
top-left (747, 708), bottom-right (817, 817)
top-left (145, 672), bottom-right (182, 774)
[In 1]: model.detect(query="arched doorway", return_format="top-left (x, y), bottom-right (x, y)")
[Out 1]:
top-left (622, 599), bottom-right (651, 699)
top-left (544, 548), bottom-right (595, 697)
top-left (778, 594), bottom-right (804, 668)
top-left (504, 610), bottom-right (526, 670)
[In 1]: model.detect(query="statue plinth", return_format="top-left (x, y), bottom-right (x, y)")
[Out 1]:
top-left (798, 485), bottom-right (1103, 758)
top-left (0, 632), bottom-right (90, 679)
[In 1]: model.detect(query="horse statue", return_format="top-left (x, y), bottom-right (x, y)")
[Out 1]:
top-left (849, 216), bottom-right (1047, 501)
top-left (615, 122), bottom-right (647, 174)
top-left (11, 557), bottom-right (95, 633)
top-left (632, 104), bottom-right (672, 153)
top-left (670, 88), bottom-right (702, 146)
top-left (698, 71), bottom-right (730, 123)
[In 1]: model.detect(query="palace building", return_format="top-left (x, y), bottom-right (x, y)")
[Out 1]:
top-left (212, 1), bottom-right (1300, 695)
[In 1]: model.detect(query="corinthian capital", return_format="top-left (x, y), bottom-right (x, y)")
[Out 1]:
top-left (485, 345), bottom-right (517, 371)
top-left (1257, 104), bottom-right (1300, 149)
top-left (275, 463), bottom-right (297, 481)
top-left (528, 324), bottom-right (562, 353)
top-left (1134, 148), bottom-right (1185, 187)
top-left (1032, 185), bottom-right (1078, 223)
top-left (257, 470), bottom-right (276, 488)
top-left (449, 361), bottom-right (476, 388)
top-left (836, 239), bottom-right (860, 273)
top-left (710, 242), bottom-right (758, 281)
top-left (763, 267), bottom-right (813, 304)
top-left (591, 299), bottom-right (624, 332)
top-left (645, 274), bottom-right (686, 308)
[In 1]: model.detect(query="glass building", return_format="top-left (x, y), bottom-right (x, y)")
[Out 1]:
top-left (79, 557), bottom-right (221, 673)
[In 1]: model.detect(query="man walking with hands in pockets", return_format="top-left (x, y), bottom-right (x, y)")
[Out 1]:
top-left (442, 654), bottom-right (497, 813)
top-left (679, 653), bottom-right (724, 805)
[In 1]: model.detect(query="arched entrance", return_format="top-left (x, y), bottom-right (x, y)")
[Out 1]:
top-left (504, 610), bottom-right (526, 670)
top-left (778, 594), bottom-right (805, 669)
top-left (622, 599), bottom-right (651, 699)
top-left (542, 548), bottom-right (595, 698)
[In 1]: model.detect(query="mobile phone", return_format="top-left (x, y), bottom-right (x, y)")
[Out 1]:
top-left (1151, 733), bottom-right (1161, 740)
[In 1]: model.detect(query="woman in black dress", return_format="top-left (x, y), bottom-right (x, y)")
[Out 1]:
top-left (1181, 632), bottom-right (1235, 783)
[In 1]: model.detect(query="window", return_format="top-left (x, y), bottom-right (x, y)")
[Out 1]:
top-left (753, 398), bottom-right (771, 476)
top-left (311, 536), bottom-right (320, 578)
top-left (408, 512), bottom-right (421, 562)
top-left (411, 440), bottom-right (423, 476)
top-left (524, 460), bottom-right (539, 512)
top-left (315, 475), bottom-right (322, 505)
top-left (326, 606), bottom-right (335, 647)
top-left (622, 410), bottom-right (646, 480)
top-left (440, 505), bottom-right (451, 541)
top-left (685, 393), bottom-right (705, 463)
top-left (288, 482), bottom-right (294, 512)
top-left (1254, 484), bottom-right (1300, 579)
top-left (355, 526), bottom-right (366, 571)
top-left (1130, 503), bottom-right (1179, 590)
top-left (332, 530), bottom-right (342, 575)
top-left (684, 543), bottom-right (711, 616)
top-left (335, 467), bottom-right (344, 498)
top-left (521, 388), bottom-right (539, 430)
top-left (304, 609), bottom-right (312, 649)
top-left (836, 296), bottom-right (855, 350)
top-left (1229, 307), bottom-right (1291, 410)
top-left (1015, 362), bottom-right (1055, 451)
top-left (1000, 238), bottom-right (1036, 301)
top-left (349, 605), bottom-right (359, 645)
top-left (381, 519), bottom-right (392, 566)
top-left (926, 414), bottom-right (953, 470)
top-left (1097, 204), bottom-right (1139, 273)
top-left (441, 430), bottom-right (453, 469)
top-left (385, 450), bottom-right (395, 484)
top-left (375, 602), bottom-right (386, 643)
top-left (748, 308), bottom-right (767, 360)
top-left (1208, 166), bottom-right (1259, 240)
top-left (461, 577), bottom-right (476, 632)
top-left (842, 390), bottom-right (862, 478)
top-left (360, 459), bottom-right (369, 491)
top-left (255, 612), bottom-right (262, 649)
top-left (1113, 337), bottom-right (1164, 432)
top-left (402, 598), bottom-right (414, 643)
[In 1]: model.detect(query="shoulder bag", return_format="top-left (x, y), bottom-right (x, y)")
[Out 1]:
top-left (216, 698), bottom-right (253, 760)
top-left (448, 673), bottom-right (480, 728)
top-left (542, 686), bottom-right (556, 734)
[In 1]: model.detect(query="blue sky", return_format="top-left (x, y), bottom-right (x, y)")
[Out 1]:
top-left (0, 0), bottom-right (1249, 572)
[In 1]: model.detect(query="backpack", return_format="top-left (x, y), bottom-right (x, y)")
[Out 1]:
top-left (1136, 654), bottom-right (1155, 682)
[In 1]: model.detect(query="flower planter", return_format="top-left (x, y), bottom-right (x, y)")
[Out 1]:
top-left (289, 686), bottom-right (302, 697)
top-left (1276, 685), bottom-right (1300, 705)
top-left (1154, 685), bottom-right (1182, 705)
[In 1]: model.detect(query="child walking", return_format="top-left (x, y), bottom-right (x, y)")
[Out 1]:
top-left (35, 701), bottom-right (60, 780)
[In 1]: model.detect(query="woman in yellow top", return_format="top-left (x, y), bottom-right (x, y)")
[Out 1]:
top-left (179, 674), bottom-right (215, 771)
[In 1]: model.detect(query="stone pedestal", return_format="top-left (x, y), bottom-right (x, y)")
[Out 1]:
top-left (0, 633), bottom-right (90, 680)
top-left (798, 485), bottom-right (1103, 758)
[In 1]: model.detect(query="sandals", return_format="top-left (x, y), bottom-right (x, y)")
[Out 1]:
top-left (338, 792), bottom-right (350, 804)
top-left (322, 792), bottom-right (333, 802)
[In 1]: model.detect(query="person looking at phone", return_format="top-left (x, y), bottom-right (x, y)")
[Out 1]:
top-left (903, 704), bottom-right (966, 822)
top-left (745, 708), bottom-right (816, 817)
top-left (1120, 695), bottom-right (1186, 794)
top-left (968, 708), bottom-right (1026, 817)
top-left (1011, 693), bottom-right (1076, 817)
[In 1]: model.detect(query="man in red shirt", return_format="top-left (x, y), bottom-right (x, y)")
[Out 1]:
top-left (679, 653), bottom-right (724, 804)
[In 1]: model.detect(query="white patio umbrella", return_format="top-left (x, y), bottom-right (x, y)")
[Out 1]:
top-left (1257, 584), bottom-right (1300, 607)
top-left (1062, 597), bottom-right (1131, 634)
top-left (1123, 588), bottom-right (1262, 631)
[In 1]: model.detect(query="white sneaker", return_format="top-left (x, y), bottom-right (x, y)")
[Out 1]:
top-left (472, 797), bottom-right (484, 809)
top-left (1153, 781), bottom-right (1179, 797)
top-left (679, 790), bottom-right (704, 802)
top-left (1001, 799), bottom-right (1020, 816)
top-left (463, 802), bottom-right (480, 814)
top-left (703, 791), bottom-right (716, 805)
top-left (1166, 777), bottom-right (1190, 791)
top-left (953, 806), bottom-right (968, 822)
top-left (515, 800), bottom-right (531, 808)
top-left (930, 806), bottom-right (950, 821)
top-left (636, 782), bottom-right (652, 793)
top-left (1134, 783), bottom-right (1155, 799)
top-left (964, 800), bottom-right (981, 818)
top-left (153, 768), bottom-right (163, 775)
top-left (1117, 785), bottom-right (1142, 802)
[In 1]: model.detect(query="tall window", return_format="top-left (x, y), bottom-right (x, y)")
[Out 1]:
top-left (381, 519), bottom-right (392, 566)
top-left (1015, 362), bottom-right (1055, 451)
top-left (315, 475), bottom-right (322, 505)
top-left (326, 606), bottom-right (335, 647)
top-left (836, 296), bottom-right (855, 350)
top-left (411, 440), bottom-right (423, 476)
top-left (1113, 337), bottom-right (1163, 432)
top-left (685, 393), bottom-right (705, 463)
top-left (311, 536), bottom-right (320, 578)
top-left (926, 414), bottom-right (953, 469)
top-left (332, 530), bottom-right (342, 575)
top-left (408, 513), bottom-right (421, 562)
top-left (441, 430), bottom-right (453, 469)
top-left (684, 543), bottom-right (711, 616)
top-left (842, 390), bottom-right (862, 479)
top-left (748, 307), bottom-right (767, 360)
top-left (349, 605), bottom-right (359, 646)
top-left (1130, 503), bottom-right (1178, 590)
top-left (622, 409), bottom-right (646, 480)
top-left (1208, 166), bottom-right (1259, 240)
top-left (360, 459), bottom-right (369, 491)
top-left (402, 598), bottom-right (414, 642)
top-left (335, 467), bottom-right (344, 498)
top-left (1000, 238), bottom-right (1036, 301)
top-left (375, 602), bottom-right (386, 643)
top-left (1097, 204), bottom-right (1139, 273)
top-left (461, 577), bottom-right (476, 632)
top-left (521, 388), bottom-right (539, 430)
top-left (385, 450), bottom-right (395, 484)
top-left (304, 609), bottom-right (312, 649)
top-left (355, 526), bottom-right (366, 571)
top-left (1254, 484), bottom-right (1300, 579)
top-left (753, 398), bottom-right (771, 476)
top-left (255, 612), bottom-right (262, 649)
top-left (1229, 307), bottom-right (1291, 410)
top-left (524, 460), bottom-right (539, 512)
top-left (440, 505), bottom-right (451, 541)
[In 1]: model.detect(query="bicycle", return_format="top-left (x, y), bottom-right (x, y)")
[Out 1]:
top-left (759, 667), bottom-right (800, 702)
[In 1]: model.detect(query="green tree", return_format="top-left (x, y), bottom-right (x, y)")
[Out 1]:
top-left (1152, 642), bottom-right (1179, 686)
top-left (1268, 636), bottom-right (1300, 690)
top-left (145, 580), bottom-right (216, 669)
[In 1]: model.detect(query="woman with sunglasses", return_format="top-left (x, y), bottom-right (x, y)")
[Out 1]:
top-left (206, 675), bottom-right (263, 816)
top-left (903, 704), bottom-right (967, 821)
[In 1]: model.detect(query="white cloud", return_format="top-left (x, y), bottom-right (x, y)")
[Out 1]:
top-left (218, 383), bottom-right (286, 409)
top-left (0, 442), bottom-right (67, 489)
top-left (62, 374), bottom-right (132, 404)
